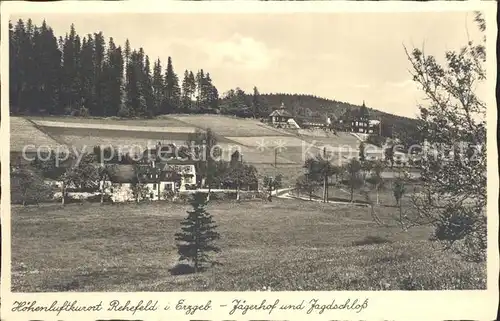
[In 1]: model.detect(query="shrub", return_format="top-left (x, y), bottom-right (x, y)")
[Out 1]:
top-left (352, 235), bottom-right (391, 246)
top-left (366, 134), bottom-right (386, 148)
top-left (11, 167), bottom-right (55, 205)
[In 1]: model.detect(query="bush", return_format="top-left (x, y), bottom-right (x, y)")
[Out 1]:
top-left (169, 262), bottom-right (197, 275)
top-left (366, 135), bottom-right (386, 148)
top-left (434, 207), bottom-right (486, 262)
top-left (353, 235), bottom-right (391, 246)
top-left (85, 194), bottom-right (113, 203)
top-left (11, 167), bottom-right (55, 205)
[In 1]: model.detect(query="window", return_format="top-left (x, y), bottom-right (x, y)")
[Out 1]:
top-left (153, 183), bottom-right (156, 189)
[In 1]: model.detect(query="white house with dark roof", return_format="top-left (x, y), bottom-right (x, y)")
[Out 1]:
top-left (100, 160), bottom-right (197, 203)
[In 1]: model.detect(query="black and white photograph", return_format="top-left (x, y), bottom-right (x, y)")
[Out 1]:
top-left (0, 1), bottom-right (498, 320)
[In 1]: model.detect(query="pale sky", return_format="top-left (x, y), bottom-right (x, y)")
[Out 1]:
top-left (12, 12), bottom-right (485, 118)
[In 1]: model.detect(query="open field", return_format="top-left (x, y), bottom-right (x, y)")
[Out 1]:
top-left (10, 117), bottom-right (61, 152)
top-left (11, 199), bottom-right (486, 292)
top-left (170, 115), bottom-right (291, 137)
top-left (28, 115), bottom-right (192, 128)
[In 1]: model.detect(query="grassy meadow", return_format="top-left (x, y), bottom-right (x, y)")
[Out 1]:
top-left (11, 198), bottom-right (486, 292)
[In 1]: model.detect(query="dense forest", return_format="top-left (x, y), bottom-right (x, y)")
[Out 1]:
top-left (9, 18), bottom-right (418, 138)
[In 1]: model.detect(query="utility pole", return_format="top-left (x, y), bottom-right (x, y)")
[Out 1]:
top-left (274, 148), bottom-right (277, 168)
top-left (323, 147), bottom-right (327, 203)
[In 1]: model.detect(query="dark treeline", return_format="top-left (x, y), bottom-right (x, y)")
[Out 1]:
top-left (9, 18), bottom-right (418, 139)
top-left (9, 19), bottom-right (219, 117)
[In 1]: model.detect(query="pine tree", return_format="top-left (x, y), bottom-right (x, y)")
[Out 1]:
top-left (174, 192), bottom-right (220, 273)
top-left (39, 21), bottom-right (62, 114)
top-left (195, 69), bottom-right (205, 111)
top-left (205, 73), bottom-right (218, 111)
top-left (61, 24), bottom-right (82, 114)
top-left (181, 70), bottom-right (193, 112)
top-left (93, 32), bottom-right (106, 116)
top-left (163, 56), bottom-right (181, 113)
top-left (9, 20), bottom-right (19, 113)
top-left (143, 55), bottom-right (154, 117)
top-left (152, 58), bottom-right (164, 116)
top-left (252, 86), bottom-right (261, 118)
top-left (124, 38), bottom-right (131, 67)
top-left (102, 37), bottom-right (123, 117)
top-left (79, 34), bottom-right (94, 114)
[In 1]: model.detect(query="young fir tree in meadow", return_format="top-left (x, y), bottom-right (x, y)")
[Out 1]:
top-left (175, 192), bottom-right (220, 273)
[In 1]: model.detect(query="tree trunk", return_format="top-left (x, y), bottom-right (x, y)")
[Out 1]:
top-left (61, 182), bottom-right (65, 206)
top-left (323, 175), bottom-right (327, 203)
top-left (376, 188), bottom-right (380, 205)
top-left (100, 180), bottom-right (104, 204)
top-left (350, 185), bottom-right (354, 202)
top-left (236, 184), bottom-right (241, 201)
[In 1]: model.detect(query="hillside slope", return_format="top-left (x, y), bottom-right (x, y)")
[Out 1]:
top-left (253, 93), bottom-right (418, 137)
top-left (10, 115), bottom-right (377, 172)
top-left (10, 117), bottom-right (62, 153)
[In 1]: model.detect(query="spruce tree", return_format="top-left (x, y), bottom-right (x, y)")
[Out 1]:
top-left (252, 86), bottom-right (261, 118)
top-left (181, 70), bottom-right (192, 112)
top-left (188, 71), bottom-right (196, 109)
top-left (204, 73), bottom-right (218, 111)
top-left (152, 58), bottom-right (164, 115)
top-left (164, 56), bottom-right (180, 113)
top-left (143, 55), bottom-right (154, 117)
top-left (102, 37), bottom-right (123, 117)
top-left (79, 35), bottom-right (94, 114)
top-left (195, 69), bottom-right (205, 110)
top-left (93, 32), bottom-right (106, 116)
top-left (174, 192), bottom-right (220, 273)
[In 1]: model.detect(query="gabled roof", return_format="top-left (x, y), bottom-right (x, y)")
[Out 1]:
top-left (105, 162), bottom-right (195, 184)
top-left (269, 109), bottom-right (293, 118)
top-left (106, 164), bottom-right (136, 183)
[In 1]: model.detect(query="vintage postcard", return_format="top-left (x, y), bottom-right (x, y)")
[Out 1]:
top-left (1, 0), bottom-right (498, 320)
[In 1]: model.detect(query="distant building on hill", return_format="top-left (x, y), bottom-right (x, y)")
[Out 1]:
top-left (337, 101), bottom-right (382, 135)
top-left (268, 102), bottom-right (300, 128)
